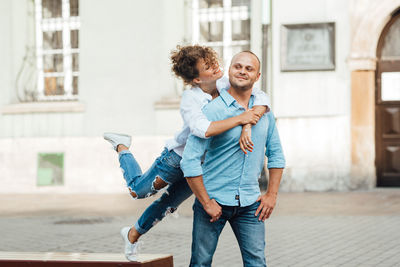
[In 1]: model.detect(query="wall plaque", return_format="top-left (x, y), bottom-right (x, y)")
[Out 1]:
top-left (281, 22), bottom-right (335, 71)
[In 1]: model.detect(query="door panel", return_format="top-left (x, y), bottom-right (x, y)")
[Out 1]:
top-left (379, 142), bottom-right (400, 186)
top-left (383, 144), bottom-right (400, 173)
top-left (382, 107), bottom-right (400, 137)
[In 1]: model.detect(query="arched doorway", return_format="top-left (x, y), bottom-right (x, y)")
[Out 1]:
top-left (376, 10), bottom-right (400, 186)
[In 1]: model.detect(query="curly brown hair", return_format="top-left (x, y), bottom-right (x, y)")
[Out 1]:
top-left (170, 45), bottom-right (219, 86)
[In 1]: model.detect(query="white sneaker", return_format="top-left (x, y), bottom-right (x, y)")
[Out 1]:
top-left (103, 133), bottom-right (132, 151)
top-left (120, 226), bottom-right (140, 262)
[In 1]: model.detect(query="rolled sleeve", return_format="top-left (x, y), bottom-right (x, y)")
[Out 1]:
top-left (189, 112), bottom-right (211, 139)
top-left (180, 90), bottom-right (211, 139)
top-left (252, 87), bottom-right (271, 107)
top-left (265, 112), bottom-right (286, 168)
top-left (180, 134), bottom-right (210, 177)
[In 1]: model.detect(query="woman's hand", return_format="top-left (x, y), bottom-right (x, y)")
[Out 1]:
top-left (239, 125), bottom-right (253, 154)
top-left (238, 109), bottom-right (260, 125)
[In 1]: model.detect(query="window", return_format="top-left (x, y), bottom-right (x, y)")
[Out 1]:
top-left (192, 0), bottom-right (251, 67)
top-left (381, 13), bottom-right (400, 60)
top-left (34, 0), bottom-right (80, 100)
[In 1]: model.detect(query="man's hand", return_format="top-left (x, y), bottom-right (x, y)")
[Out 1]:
top-left (238, 109), bottom-right (260, 125)
top-left (239, 125), bottom-right (253, 153)
top-left (255, 192), bottom-right (277, 221)
top-left (186, 176), bottom-right (221, 222)
top-left (204, 199), bottom-right (222, 222)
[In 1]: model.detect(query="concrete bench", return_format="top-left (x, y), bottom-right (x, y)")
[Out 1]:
top-left (0, 252), bottom-right (173, 266)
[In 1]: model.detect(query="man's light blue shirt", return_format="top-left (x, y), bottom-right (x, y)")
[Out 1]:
top-left (180, 89), bottom-right (285, 207)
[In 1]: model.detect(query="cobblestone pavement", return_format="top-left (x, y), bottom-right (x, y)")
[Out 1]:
top-left (0, 189), bottom-right (399, 267)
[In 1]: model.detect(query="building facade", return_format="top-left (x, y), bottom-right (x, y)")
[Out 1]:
top-left (0, 0), bottom-right (399, 193)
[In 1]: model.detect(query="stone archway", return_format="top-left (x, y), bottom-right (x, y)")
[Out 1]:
top-left (348, 1), bottom-right (400, 188)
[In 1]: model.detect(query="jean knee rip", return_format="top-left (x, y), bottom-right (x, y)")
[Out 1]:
top-left (152, 175), bottom-right (169, 191)
top-left (152, 218), bottom-right (161, 226)
top-left (128, 188), bottom-right (138, 199)
top-left (163, 206), bottom-right (179, 219)
top-left (164, 206), bottom-right (177, 216)
top-left (150, 206), bottom-right (178, 227)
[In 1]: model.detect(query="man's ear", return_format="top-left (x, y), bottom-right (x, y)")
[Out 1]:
top-left (255, 72), bottom-right (261, 82)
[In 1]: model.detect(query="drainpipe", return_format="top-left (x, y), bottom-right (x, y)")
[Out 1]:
top-left (262, 0), bottom-right (273, 107)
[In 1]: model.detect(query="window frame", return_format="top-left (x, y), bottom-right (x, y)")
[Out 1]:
top-left (34, 0), bottom-right (80, 101)
top-left (192, 0), bottom-right (251, 67)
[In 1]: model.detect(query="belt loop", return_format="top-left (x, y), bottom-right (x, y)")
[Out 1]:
top-left (235, 194), bottom-right (240, 207)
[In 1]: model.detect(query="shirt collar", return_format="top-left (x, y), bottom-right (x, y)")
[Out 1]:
top-left (219, 89), bottom-right (236, 107)
top-left (219, 88), bottom-right (255, 109)
top-left (191, 86), bottom-right (212, 101)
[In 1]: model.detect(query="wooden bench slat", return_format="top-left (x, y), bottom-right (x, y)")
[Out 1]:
top-left (0, 252), bottom-right (173, 267)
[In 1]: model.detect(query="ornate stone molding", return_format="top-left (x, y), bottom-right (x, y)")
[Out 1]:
top-left (349, 0), bottom-right (400, 71)
top-left (347, 56), bottom-right (377, 71)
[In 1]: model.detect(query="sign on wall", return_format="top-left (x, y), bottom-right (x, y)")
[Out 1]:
top-left (281, 22), bottom-right (335, 71)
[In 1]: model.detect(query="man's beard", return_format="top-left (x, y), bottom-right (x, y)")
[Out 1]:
top-left (229, 77), bottom-right (253, 91)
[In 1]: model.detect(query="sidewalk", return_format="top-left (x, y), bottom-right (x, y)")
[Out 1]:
top-left (0, 189), bottom-right (399, 266)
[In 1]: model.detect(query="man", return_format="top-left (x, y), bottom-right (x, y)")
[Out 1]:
top-left (181, 51), bottom-right (285, 267)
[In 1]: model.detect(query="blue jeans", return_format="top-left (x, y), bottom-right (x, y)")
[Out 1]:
top-left (119, 148), bottom-right (193, 234)
top-left (135, 179), bottom-right (193, 234)
top-left (119, 148), bottom-right (185, 198)
top-left (190, 200), bottom-right (266, 267)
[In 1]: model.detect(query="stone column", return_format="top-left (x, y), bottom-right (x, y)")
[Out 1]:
top-left (349, 59), bottom-right (376, 189)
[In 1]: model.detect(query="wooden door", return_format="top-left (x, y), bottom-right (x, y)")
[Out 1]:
top-left (376, 11), bottom-right (400, 186)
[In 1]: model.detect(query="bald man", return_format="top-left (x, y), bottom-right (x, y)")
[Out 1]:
top-left (181, 51), bottom-right (285, 267)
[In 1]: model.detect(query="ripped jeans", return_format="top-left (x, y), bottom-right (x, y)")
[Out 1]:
top-left (119, 148), bottom-right (193, 234)
top-left (119, 148), bottom-right (185, 198)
